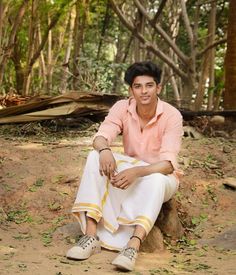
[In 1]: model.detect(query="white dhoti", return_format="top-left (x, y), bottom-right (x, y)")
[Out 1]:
top-left (72, 150), bottom-right (179, 251)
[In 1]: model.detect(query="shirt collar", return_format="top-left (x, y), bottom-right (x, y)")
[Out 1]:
top-left (127, 97), bottom-right (164, 123)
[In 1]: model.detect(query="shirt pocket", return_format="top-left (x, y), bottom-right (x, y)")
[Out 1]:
top-left (148, 132), bottom-right (162, 152)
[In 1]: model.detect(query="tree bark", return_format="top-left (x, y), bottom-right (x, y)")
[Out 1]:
top-left (96, 1), bottom-right (110, 60)
top-left (0, 0), bottom-right (29, 87)
top-left (207, 1), bottom-right (216, 111)
top-left (72, 0), bottom-right (89, 90)
top-left (224, 0), bottom-right (236, 110)
top-left (37, 18), bottom-right (47, 91)
top-left (60, 7), bottom-right (76, 93)
top-left (0, 2), bottom-right (9, 48)
top-left (194, 1), bottom-right (216, 111)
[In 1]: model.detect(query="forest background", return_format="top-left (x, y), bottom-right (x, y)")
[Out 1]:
top-left (0, 0), bottom-right (235, 111)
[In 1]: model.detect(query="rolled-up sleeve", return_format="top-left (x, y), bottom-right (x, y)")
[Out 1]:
top-left (93, 100), bottom-right (126, 145)
top-left (158, 111), bottom-right (183, 170)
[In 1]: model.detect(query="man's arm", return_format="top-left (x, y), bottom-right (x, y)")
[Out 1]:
top-left (136, 160), bottom-right (174, 176)
top-left (111, 160), bottom-right (173, 189)
top-left (92, 100), bottom-right (128, 179)
top-left (93, 136), bottom-right (117, 179)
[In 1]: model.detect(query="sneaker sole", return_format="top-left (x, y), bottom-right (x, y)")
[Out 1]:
top-left (112, 258), bottom-right (134, 271)
top-left (66, 246), bottom-right (101, 260)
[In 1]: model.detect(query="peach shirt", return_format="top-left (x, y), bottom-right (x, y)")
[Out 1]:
top-left (94, 97), bottom-right (183, 171)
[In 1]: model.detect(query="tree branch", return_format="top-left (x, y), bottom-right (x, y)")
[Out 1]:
top-left (109, 0), bottom-right (188, 79)
top-left (134, 0), bottom-right (188, 64)
top-left (28, 1), bottom-right (71, 70)
top-left (151, 0), bottom-right (167, 25)
top-left (7, 0), bottom-right (29, 55)
top-left (198, 36), bottom-right (227, 57)
top-left (180, 0), bottom-right (194, 46)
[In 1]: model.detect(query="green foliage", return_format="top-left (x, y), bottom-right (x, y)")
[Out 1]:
top-left (28, 178), bottom-right (44, 192)
top-left (7, 209), bottom-right (33, 224)
top-left (0, 0), bottom-right (229, 108)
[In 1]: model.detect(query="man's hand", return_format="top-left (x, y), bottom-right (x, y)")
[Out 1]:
top-left (99, 150), bottom-right (117, 179)
top-left (110, 167), bottom-right (140, 189)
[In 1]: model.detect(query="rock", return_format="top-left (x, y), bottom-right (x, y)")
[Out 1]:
top-left (223, 145), bottom-right (232, 153)
top-left (0, 245), bottom-right (17, 255)
top-left (156, 199), bottom-right (184, 239)
top-left (54, 222), bottom-right (82, 238)
top-left (231, 129), bottom-right (236, 139)
top-left (141, 226), bottom-right (164, 252)
top-left (210, 115), bottom-right (225, 125)
top-left (200, 225), bottom-right (236, 250)
top-left (214, 130), bottom-right (229, 138)
top-left (222, 177), bottom-right (236, 190)
top-left (141, 199), bottom-right (184, 253)
top-left (183, 126), bottom-right (203, 139)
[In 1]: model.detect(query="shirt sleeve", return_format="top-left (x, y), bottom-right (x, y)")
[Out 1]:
top-left (93, 100), bottom-right (126, 145)
top-left (158, 110), bottom-right (183, 170)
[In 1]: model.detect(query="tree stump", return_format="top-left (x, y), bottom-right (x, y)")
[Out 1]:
top-left (141, 198), bottom-right (184, 253)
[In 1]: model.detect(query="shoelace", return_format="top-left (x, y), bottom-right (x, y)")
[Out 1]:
top-left (77, 235), bottom-right (95, 249)
top-left (121, 247), bottom-right (137, 260)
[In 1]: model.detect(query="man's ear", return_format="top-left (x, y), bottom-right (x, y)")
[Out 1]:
top-left (156, 84), bottom-right (162, 95)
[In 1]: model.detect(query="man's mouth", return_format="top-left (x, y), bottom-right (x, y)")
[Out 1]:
top-left (140, 96), bottom-right (150, 100)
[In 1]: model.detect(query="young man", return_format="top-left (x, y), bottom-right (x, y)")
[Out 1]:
top-left (66, 61), bottom-right (183, 271)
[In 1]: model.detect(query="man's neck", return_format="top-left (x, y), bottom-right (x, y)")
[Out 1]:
top-left (136, 100), bottom-right (158, 121)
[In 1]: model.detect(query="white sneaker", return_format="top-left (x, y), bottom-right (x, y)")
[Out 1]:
top-left (112, 247), bottom-right (138, 271)
top-left (66, 235), bottom-right (101, 260)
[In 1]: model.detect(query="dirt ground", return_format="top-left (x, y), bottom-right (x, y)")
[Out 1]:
top-left (0, 126), bottom-right (236, 275)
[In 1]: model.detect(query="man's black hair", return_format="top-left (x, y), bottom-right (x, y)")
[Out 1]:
top-left (124, 61), bottom-right (162, 86)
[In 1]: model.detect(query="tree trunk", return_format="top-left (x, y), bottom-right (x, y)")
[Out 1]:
top-left (96, 1), bottom-right (110, 60)
top-left (112, 23), bottom-right (125, 93)
top-left (194, 1), bottom-right (216, 111)
top-left (134, 0), bottom-right (146, 61)
top-left (72, 0), bottom-right (89, 90)
top-left (60, 7), bottom-right (76, 93)
top-left (22, 0), bottom-right (36, 95)
top-left (207, 0), bottom-right (216, 111)
top-left (167, 1), bottom-right (181, 106)
top-left (37, 19), bottom-right (47, 91)
top-left (47, 13), bottom-right (53, 93)
top-left (0, 0), bottom-right (29, 87)
top-left (224, 0), bottom-right (236, 110)
top-left (12, 38), bottom-right (24, 93)
top-left (0, 2), bottom-right (9, 48)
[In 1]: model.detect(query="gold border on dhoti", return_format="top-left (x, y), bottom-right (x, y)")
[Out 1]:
top-left (103, 219), bottom-right (117, 233)
top-left (101, 178), bottom-right (110, 208)
top-left (117, 215), bottom-right (153, 234)
top-left (100, 241), bottom-right (121, 251)
top-left (72, 202), bottom-right (102, 213)
top-left (72, 202), bottom-right (118, 234)
top-left (116, 159), bottom-right (140, 166)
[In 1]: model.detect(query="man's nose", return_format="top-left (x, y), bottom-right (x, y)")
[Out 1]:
top-left (141, 86), bottom-right (148, 93)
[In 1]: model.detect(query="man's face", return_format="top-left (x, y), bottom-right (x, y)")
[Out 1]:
top-left (129, 75), bottom-right (161, 106)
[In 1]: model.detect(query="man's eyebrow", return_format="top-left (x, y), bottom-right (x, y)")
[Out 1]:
top-left (133, 81), bottom-right (155, 85)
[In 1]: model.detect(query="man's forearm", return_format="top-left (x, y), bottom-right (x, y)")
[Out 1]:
top-left (135, 161), bottom-right (174, 177)
top-left (93, 136), bottom-right (110, 151)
